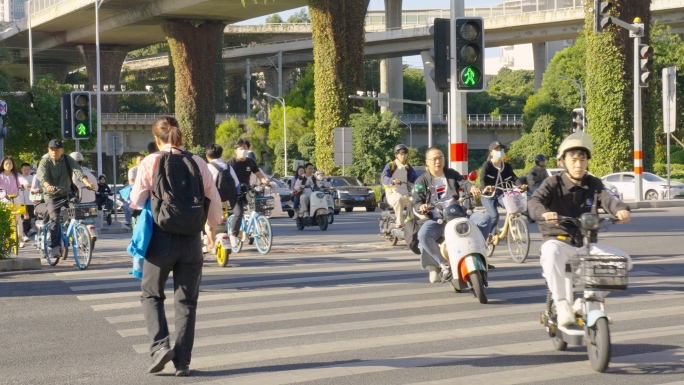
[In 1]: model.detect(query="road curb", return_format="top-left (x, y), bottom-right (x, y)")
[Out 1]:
top-left (0, 257), bottom-right (41, 272)
top-left (626, 200), bottom-right (684, 209)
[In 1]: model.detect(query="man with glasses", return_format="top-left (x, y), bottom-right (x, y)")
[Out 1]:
top-left (412, 147), bottom-right (490, 282)
top-left (381, 144), bottom-right (418, 228)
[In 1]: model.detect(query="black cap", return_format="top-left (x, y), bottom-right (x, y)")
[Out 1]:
top-left (48, 139), bottom-right (64, 149)
top-left (488, 140), bottom-right (505, 151)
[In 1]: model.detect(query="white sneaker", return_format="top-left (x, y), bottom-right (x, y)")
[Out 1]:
top-left (229, 235), bottom-right (239, 248)
top-left (572, 298), bottom-right (583, 315)
top-left (428, 266), bottom-right (440, 283)
top-left (22, 236), bottom-right (29, 242)
top-left (555, 300), bottom-right (575, 327)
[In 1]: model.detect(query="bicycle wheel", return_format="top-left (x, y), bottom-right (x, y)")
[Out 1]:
top-left (226, 215), bottom-right (243, 253)
top-left (506, 215), bottom-right (530, 263)
top-left (42, 222), bottom-right (60, 266)
top-left (72, 224), bottom-right (93, 270)
top-left (254, 215), bottom-right (272, 254)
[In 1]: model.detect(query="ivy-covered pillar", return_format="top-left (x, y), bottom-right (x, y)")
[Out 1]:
top-left (161, 20), bottom-right (225, 148)
top-left (309, 0), bottom-right (370, 173)
top-left (78, 45), bottom-right (129, 113)
top-left (34, 61), bottom-right (69, 84)
top-left (584, 0), bottom-right (652, 176)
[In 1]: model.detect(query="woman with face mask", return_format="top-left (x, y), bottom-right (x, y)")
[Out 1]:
top-left (479, 141), bottom-right (526, 239)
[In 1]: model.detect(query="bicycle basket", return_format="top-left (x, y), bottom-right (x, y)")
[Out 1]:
top-left (251, 196), bottom-right (275, 216)
top-left (60, 206), bottom-right (77, 220)
top-left (73, 204), bottom-right (99, 220)
top-left (573, 255), bottom-right (628, 291)
top-left (501, 190), bottom-right (527, 214)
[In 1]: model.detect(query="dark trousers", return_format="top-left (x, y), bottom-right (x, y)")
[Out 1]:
top-left (140, 225), bottom-right (203, 367)
top-left (46, 195), bottom-right (69, 248)
top-left (22, 205), bottom-right (35, 235)
top-left (230, 197), bottom-right (247, 237)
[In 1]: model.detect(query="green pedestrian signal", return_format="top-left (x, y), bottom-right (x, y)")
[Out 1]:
top-left (70, 91), bottom-right (91, 140)
top-left (461, 66), bottom-right (480, 86)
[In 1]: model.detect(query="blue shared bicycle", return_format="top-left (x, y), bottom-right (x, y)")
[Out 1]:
top-left (226, 185), bottom-right (274, 254)
top-left (37, 187), bottom-right (98, 269)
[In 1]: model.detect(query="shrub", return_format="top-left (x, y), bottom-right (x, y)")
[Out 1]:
top-left (0, 202), bottom-right (15, 259)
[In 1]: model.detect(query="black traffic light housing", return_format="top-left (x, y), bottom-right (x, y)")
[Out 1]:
top-left (593, 0), bottom-right (613, 33)
top-left (60, 93), bottom-right (72, 139)
top-left (455, 17), bottom-right (485, 91)
top-left (428, 18), bottom-right (450, 91)
top-left (638, 44), bottom-right (653, 87)
top-left (571, 108), bottom-right (585, 131)
top-left (71, 91), bottom-right (91, 140)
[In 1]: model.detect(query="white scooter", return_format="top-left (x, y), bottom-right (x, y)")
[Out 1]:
top-left (295, 189), bottom-right (332, 231)
top-left (427, 171), bottom-right (490, 304)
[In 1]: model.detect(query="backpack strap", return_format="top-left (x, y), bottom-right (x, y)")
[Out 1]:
top-left (208, 162), bottom-right (221, 172)
top-left (389, 161), bottom-right (396, 175)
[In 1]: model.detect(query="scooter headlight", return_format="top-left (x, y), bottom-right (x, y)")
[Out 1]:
top-left (454, 222), bottom-right (471, 236)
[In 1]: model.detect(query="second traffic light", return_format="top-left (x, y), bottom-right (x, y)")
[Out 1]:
top-left (638, 44), bottom-right (653, 87)
top-left (71, 91), bottom-right (91, 140)
top-left (571, 108), bottom-right (585, 131)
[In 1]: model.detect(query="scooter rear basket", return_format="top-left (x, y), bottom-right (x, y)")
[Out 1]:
top-left (573, 255), bottom-right (628, 291)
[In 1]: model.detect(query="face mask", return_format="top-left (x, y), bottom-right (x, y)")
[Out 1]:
top-left (237, 149), bottom-right (247, 158)
top-left (492, 150), bottom-right (504, 159)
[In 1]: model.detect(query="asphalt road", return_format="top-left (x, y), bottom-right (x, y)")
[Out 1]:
top-left (1, 207), bottom-right (684, 384)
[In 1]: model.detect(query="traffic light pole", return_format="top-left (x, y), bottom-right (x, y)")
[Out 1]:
top-left (95, 0), bottom-right (104, 177)
top-left (633, 29), bottom-right (644, 202)
top-left (449, 0), bottom-right (468, 174)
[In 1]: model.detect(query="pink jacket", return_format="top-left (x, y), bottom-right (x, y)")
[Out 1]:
top-left (130, 144), bottom-right (223, 228)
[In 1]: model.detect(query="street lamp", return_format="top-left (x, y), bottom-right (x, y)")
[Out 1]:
top-left (95, 0), bottom-right (103, 176)
top-left (559, 75), bottom-right (584, 110)
top-left (27, 0), bottom-right (34, 86)
top-left (263, 92), bottom-right (287, 176)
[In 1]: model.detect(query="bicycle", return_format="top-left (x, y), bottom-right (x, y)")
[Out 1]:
top-left (482, 184), bottom-right (530, 263)
top-left (226, 185), bottom-right (274, 254)
top-left (38, 187), bottom-right (98, 269)
top-left (95, 191), bottom-right (114, 225)
top-left (0, 187), bottom-right (27, 256)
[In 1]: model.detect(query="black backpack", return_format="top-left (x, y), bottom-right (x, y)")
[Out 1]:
top-left (151, 149), bottom-right (209, 235)
top-left (208, 162), bottom-right (237, 202)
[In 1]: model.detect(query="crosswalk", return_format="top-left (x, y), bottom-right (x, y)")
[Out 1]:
top-left (55, 246), bottom-right (684, 384)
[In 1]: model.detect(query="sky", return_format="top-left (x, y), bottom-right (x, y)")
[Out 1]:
top-left (237, 0), bottom-right (506, 67)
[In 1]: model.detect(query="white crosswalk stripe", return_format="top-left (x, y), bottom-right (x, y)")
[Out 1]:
top-left (56, 246), bottom-right (684, 384)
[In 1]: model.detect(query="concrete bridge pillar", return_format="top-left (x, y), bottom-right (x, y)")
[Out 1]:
top-left (78, 45), bottom-right (129, 113)
top-left (532, 42), bottom-right (547, 92)
top-left (421, 50), bottom-right (444, 121)
top-left (380, 0), bottom-right (403, 113)
top-left (264, 68), bottom-right (280, 100)
top-left (34, 62), bottom-right (69, 84)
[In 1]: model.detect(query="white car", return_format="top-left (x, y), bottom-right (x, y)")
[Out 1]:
top-left (601, 172), bottom-right (684, 200)
top-left (543, 168), bottom-right (621, 199)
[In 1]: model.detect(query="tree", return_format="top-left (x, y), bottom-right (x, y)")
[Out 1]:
top-left (297, 133), bottom-right (316, 163)
top-left (522, 37), bottom-right (586, 137)
top-left (265, 14), bottom-right (284, 24)
top-left (0, 43), bottom-right (14, 92)
top-left (467, 68), bottom-right (534, 115)
top-left (284, 65), bottom-right (315, 119)
top-left (347, 111), bottom-right (403, 184)
top-left (287, 9), bottom-right (311, 23)
top-left (3, 75), bottom-right (97, 162)
top-left (507, 114), bottom-right (561, 170)
top-left (215, 117), bottom-right (268, 164)
top-left (267, 104), bottom-right (312, 172)
top-left (309, 0), bottom-right (369, 174)
top-left (403, 67), bottom-right (427, 114)
top-left (117, 69), bottom-right (168, 113)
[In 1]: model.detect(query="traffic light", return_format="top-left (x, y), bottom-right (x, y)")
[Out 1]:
top-left (593, 1), bottom-right (613, 33)
top-left (638, 44), bottom-right (654, 87)
top-left (71, 91), bottom-right (91, 139)
top-left (428, 18), bottom-right (450, 91)
top-left (571, 108), bottom-right (585, 131)
top-left (455, 17), bottom-right (485, 91)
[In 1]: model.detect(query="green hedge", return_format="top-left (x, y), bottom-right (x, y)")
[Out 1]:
top-left (0, 202), bottom-right (15, 259)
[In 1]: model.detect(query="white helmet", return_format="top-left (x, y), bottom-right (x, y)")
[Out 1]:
top-left (315, 170), bottom-right (325, 181)
top-left (557, 132), bottom-right (593, 160)
top-left (69, 151), bottom-right (84, 162)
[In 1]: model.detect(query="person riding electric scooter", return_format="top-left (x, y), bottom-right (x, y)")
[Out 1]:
top-left (528, 131), bottom-right (632, 327)
top-left (413, 147), bottom-right (491, 283)
top-left (381, 144), bottom-right (418, 228)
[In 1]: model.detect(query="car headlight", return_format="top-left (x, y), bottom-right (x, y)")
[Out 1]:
top-left (368, 190), bottom-right (375, 195)
top-left (339, 191), bottom-right (350, 198)
top-left (455, 222), bottom-right (471, 236)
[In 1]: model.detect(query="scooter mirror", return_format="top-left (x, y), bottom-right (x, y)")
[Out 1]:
top-left (468, 171), bottom-right (478, 182)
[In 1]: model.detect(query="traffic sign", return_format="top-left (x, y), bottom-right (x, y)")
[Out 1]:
top-left (105, 133), bottom-right (124, 156)
top-left (0, 100), bottom-right (7, 116)
top-left (334, 127), bottom-right (352, 175)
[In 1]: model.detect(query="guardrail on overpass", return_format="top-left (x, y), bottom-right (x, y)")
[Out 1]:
top-left (101, 113), bottom-right (522, 127)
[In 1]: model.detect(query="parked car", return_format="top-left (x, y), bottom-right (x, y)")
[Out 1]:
top-left (602, 172), bottom-right (684, 200)
top-left (541, 168), bottom-right (621, 199)
top-left (329, 176), bottom-right (376, 212)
